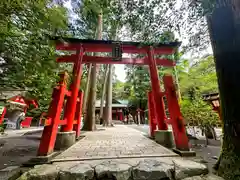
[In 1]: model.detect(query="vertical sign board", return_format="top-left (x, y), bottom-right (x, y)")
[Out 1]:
top-left (112, 41), bottom-right (122, 61)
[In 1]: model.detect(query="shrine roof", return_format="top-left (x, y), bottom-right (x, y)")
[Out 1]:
top-left (51, 36), bottom-right (181, 54)
top-left (203, 92), bottom-right (219, 101)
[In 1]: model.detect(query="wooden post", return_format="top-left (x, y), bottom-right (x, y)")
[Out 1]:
top-left (37, 72), bottom-right (68, 156)
top-left (73, 91), bottom-right (84, 138)
top-left (148, 91), bottom-right (157, 137)
top-left (0, 107), bottom-right (7, 125)
top-left (163, 75), bottom-right (189, 151)
top-left (147, 47), bottom-right (168, 130)
top-left (62, 47), bottom-right (84, 132)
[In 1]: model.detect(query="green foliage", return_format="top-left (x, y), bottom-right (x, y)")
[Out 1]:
top-left (124, 31), bottom-right (178, 109)
top-left (180, 92), bottom-right (219, 127)
top-left (122, 0), bottom-right (177, 42)
top-left (124, 51), bottom-right (219, 126)
top-left (77, 0), bottom-right (124, 39)
top-left (179, 55), bottom-right (218, 96)
top-left (0, 0), bottom-right (69, 117)
top-left (178, 55), bottom-right (219, 127)
top-left (124, 65), bottom-right (151, 109)
top-left (112, 79), bottom-right (126, 100)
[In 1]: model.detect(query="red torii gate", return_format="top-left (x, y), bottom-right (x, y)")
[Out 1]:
top-left (37, 37), bottom-right (190, 156)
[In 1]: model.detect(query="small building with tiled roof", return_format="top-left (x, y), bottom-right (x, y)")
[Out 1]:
top-left (95, 99), bottom-right (128, 121)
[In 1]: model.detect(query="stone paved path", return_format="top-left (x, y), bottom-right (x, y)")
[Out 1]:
top-left (53, 125), bottom-right (178, 162)
top-left (17, 125), bottom-right (225, 180)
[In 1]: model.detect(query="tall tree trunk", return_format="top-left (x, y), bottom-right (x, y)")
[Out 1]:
top-left (103, 70), bottom-right (109, 126)
top-left (82, 10), bottom-right (102, 131)
top-left (105, 64), bottom-right (113, 126)
top-left (82, 63), bottom-right (92, 118)
top-left (207, 0), bottom-right (240, 178)
top-left (82, 25), bottom-right (98, 120)
top-left (173, 66), bottom-right (182, 102)
top-left (99, 65), bottom-right (110, 120)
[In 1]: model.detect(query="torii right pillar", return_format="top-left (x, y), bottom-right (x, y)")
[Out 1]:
top-left (147, 47), bottom-right (174, 148)
top-left (163, 75), bottom-right (195, 156)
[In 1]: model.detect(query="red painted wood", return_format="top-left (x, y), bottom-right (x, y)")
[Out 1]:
top-left (0, 107), bottom-right (7, 124)
top-left (60, 96), bottom-right (71, 131)
top-left (148, 91), bottom-right (157, 137)
top-left (57, 55), bottom-right (175, 67)
top-left (43, 118), bottom-right (51, 126)
top-left (45, 119), bottom-right (68, 126)
top-left (41, 118), bottom-right (51, 126)
top-left (21, 117), bottom-right (33, 128)
top-left (61, 47), bottom-right (84, 132)
top-left (73, 91), bottom-right (83, 138)
top-left (65, 90), bottom-right (72, 97)
top-left (37, 72), bottom-right (68, 156)
top-left (56, 43), bottom-right (175, 55)
top-left (148, 47), bottom-right (168, 130)
top-left (212, 106), bottom-right (222, 120)
top-left (163, 75), bottom-right (189, 151)
top-left (119, 111), bottom-right (123, 121)
top-left (59, 119), bottom-right (67, 125)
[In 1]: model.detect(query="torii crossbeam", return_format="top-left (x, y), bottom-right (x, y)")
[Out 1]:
top-left (54, 37), bottom-right (180, 66)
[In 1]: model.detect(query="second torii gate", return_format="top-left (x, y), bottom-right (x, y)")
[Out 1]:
top-left (37, 37), bottom-right (191, 156)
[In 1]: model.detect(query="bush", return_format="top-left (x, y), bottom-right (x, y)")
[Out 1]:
top-left (180, 94), bottom-right (219, 131)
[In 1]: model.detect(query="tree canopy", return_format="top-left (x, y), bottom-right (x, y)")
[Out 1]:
top-left (0, 0), bottom-right (71, 114)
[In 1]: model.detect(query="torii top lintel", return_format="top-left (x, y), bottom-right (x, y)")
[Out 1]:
top-left (52, 37), bottom-right (181, 66)
top-left (52, 36), bottom-right (181, 55)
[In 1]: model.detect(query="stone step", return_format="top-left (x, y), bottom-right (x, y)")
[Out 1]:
top-left (17, 157), bottom-right (212, 180)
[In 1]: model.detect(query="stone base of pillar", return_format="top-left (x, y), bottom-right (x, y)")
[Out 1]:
top-left (172, 148), bottom-right (196, 157)
top-left (23, 152), bottom-right (60, 166)
top-left (154, 130), bottom-right (175, 149)
top-left (54, 131), bottom-right (76, 151)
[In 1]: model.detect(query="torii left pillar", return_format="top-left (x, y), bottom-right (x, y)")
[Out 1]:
top-left (55, 46), bottom-right (84, 151)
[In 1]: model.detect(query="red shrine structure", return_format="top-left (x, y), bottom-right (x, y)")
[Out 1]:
top-left (37, 37), bottom-right (190, 156)
top-left (0, 95), bottom-right (38, 128)
top-left (95, 99), bottom-right (127, 121)
top-left (203, 93), bottom-right (221, 120)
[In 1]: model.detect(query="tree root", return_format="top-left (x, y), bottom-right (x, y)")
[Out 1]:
top-left (216, 151), bottom-right (240, 180)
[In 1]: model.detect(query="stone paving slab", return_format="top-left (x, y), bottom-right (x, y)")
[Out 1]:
top-left (53, 125), bottom-right (178, 161)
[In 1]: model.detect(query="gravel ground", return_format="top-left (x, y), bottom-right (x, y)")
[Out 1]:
top-left (0, 132), bottom-right (42, 170)
top-left (190, 144), bottom-right (221, 172)
top-left (0, 128), bottom-right (88, 170)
